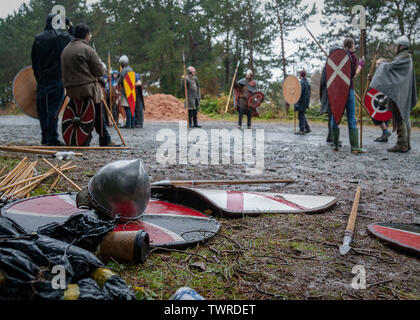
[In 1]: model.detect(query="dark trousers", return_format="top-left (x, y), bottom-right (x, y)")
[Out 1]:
top-left (238, 107), bottom-right (252, 128)
top-left (188, 109), bottom-right (198, 127)
top-left (298, 110), bottom-right (310, 132)
top-left (135, 88), bottom-right (144, 126)
top-left (124, 107), bottom-right (135, 128)
top-left (36, 81), bottom-right (65, 144)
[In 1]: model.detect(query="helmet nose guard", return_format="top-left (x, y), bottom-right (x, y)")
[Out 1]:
top-left (88, 159), bottom-right (150, 220)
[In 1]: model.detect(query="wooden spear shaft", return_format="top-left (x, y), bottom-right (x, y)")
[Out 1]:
top-left (153, 179), bottom-right (295, 187)
top-left (101, 98), bottom-right (126, 146)
top-left (0, 146), bottom-right (82, 157)
top-left (183, 51), bottom-right (189, 127)
top-left (0, 157), bottom-right (28, 188)
top-left (359, 29), bottom-right (366, 148)
top-left (42, 158), bottom-right (82, 191)
top-left (14, 146), bottom-right (131, 150)
top-left (224, 61), bottom-right (240, 114)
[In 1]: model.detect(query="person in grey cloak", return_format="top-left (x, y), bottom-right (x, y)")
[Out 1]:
top-left (181, 66), bottom-right (201, 128)
top-left (295, 70), bottom-right (311, 135)
top-left (370, 35), bottom-right (417, 153)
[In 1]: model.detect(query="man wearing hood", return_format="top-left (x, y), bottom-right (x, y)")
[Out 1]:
top-left (31, 13), bottom-right (73, 146)
top-left (370, 35), bottom-right (417, 153)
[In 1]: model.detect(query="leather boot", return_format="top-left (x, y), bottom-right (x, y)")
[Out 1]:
top-left (331, 128), bottom-right (340, 151)
top-left (388, 121), bottom-right (408, 153)
top-left (349, 128), bottom-right (367, 154)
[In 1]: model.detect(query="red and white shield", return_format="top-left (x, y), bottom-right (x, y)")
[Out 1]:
top-left (62, 98), bottom-right (95, 146)
top-left (364, 88), bottom-right (393, 122)
top-left (326, 49), bottom-right (352, 124)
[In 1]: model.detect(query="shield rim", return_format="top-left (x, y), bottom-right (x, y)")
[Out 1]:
top-left (283, 75), bottom-right (301, 105)
top-left (12, 65), bottom-right (38, 119)
top-left (364, 88), bottom-right (393, 122)
top-left (326, 49), bottom-right (352, 124)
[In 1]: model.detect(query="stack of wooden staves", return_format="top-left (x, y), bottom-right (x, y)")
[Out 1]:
top-left (0, 157), bottom-right (76, 200)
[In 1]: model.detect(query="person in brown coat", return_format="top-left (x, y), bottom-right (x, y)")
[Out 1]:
top-left (61, 23), bottom-right (114, 146)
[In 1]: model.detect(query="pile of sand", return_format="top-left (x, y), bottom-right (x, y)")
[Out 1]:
top-left (144, 94), bottom-right (208, 121)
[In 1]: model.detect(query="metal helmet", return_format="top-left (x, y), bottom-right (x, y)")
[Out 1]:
top-left (246, 69), bottom-right (253, 76)
top-left (88, 159), bottom-right (150, 220)
top-left (187, 66), bottom-right (196, 74)
top-left (119, 55), bottom-right (129, 66)
top-left (395, 35), bottom-right (409, 47)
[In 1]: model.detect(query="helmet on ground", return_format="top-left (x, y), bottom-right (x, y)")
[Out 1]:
top-left (395, 35), bottom-right (409, 47)
top-left (88, 159), bottom-right (150, 220)
top-left (187, 66), bottom-right (196, 74)
top-left (119, 55), bottom-right (129, 66)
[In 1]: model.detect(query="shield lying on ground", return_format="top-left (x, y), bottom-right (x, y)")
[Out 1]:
top-left (151, 187), bottom-right (337, 218)
top-left (326, 49), bottom-right (352, 124)
top-left (367, 223), bottom-right (420, 258)
top-left (283, 75), bottom-right (301, 105)
top-left (1, 193), bottom-right (220, 249)
top-left (12, 66), bottom-right (38, 119)
top-left (62, 98), bottom-right (95, 146)
top-left (364, 88), bottom-right (393, 122)
top-left (123, 72), bottom-right (136, 116)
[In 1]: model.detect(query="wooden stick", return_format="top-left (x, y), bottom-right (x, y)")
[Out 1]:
top-left (293, 108), bottom-right (296, 133)
top-left (5, 161), bottom-right (37, 195)
top-left (359, 29), bottom-right (366, 148)
top-left (0, 162), bottom-right (73, 192)
top-left (58, 96), bottom-right (70, 118)
top-left (224, 61), bottom-right (240, 114)
top-left (346, 186), bottom-right (361, 232)
top-left (2, 162), bottom-right (31, 196)
top-left (0, 167), bottom-right (6, 176)
top-left (101, 98), bottom-right (126, 146)
top-left (152, 179), bottom-right (295, 187)
top-left (13, 145), bottom-right (131, 150)
top-left (0, 146), bottom-right (83, 157)
top-left (13, 164), bottom-right (75, 197)
top-left (183, 51), bottom-right (189, 127)
top-left (41, 158), bottom-right (82, 191)
top-left (0, 157), bottom-right (28, 188)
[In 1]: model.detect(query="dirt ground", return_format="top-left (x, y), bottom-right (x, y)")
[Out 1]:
top-left (0, 115), bottom-right (419, 300)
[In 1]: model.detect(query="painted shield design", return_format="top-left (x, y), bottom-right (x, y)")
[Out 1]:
top-left (283, 75), bottom-right (301, 105)
top-left (12, 66), bottom-right (38, 119)
top-left (326, 49), bottom-right (352, 124)
top-left (364, 88), bottom-right (393, 122)
top-left (368, 223), bottom-right (420, 257)
top-left (247, 91), bottom-right (264, 116)
top-left (1, 193), bottom-right (221, 249)
top-left (123, 72), bottom-right (136, 116)
top-left (62, 98), bottom-right (95, 146)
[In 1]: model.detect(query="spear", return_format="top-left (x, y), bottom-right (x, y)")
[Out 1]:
top-left (304, 24), bottom-right (328, 57)
top-left (339, 186), bottom-right (361, 255)
top-left (151, 179), bottom-right (295, 187)
top-left (224, 61), bottom-right (240, 114)
top-left (182, 51), bottom-right (189, 127)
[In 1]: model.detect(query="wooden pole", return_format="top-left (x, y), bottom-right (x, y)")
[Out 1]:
top-left (101, 98), bottom-right (127, 146)
top-left (224, 61), bottom-right (240, 114)
top-left (0, 157), bottom-right (28, 188)
top-left (359, 29), bottom-right (366, 148)
top-left (14, 145), bottom-right (131, 150)
top-left (41, 158), bottom-right (82, 191)
top-left (58, 96), bottom-right (70, 118)
top-left (183, 51), bottom-right (189, 127)
top-left (346, 186), bottom-right (361, 232)
top-left (152, 179), bottom-right (295, 187)
top-left (0, 146), bottom-right (82, 157)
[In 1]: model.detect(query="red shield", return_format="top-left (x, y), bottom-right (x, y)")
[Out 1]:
top-left (326, 49), bottom-right (352, 124)
top-left (364, 88), bottom-right (393, 122)
top-left (247, 91), bottom-right (264, 117)
top-left (62, 98), bottom-right (95, 146)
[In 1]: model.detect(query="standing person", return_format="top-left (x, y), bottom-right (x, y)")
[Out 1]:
top-left (181, 66), bottom-right (201, 128)
top-left (331, 38), bottom-right (366, 154)
top-left (134, 73), bottom-right (145, 128)
top-left (31, 13), bottom-right (73, 146)
top-left (108, 70), bottom-right (120, 124)
top-left (234, 69), bottom-right (257, 129)
top-left (61, 23), bottom-right (114, 146)
top-left (294, 70), bottom-right (311, 135)
top-left (118, 55), bottom-right (136, 129)
top-left (370, 35), bottom-right (417, 153)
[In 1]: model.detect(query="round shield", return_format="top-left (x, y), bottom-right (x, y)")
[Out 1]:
top-left (12, 66), bottom-right (38, 119)
top-left (247, 91), bottom-right (264, 109)
top-left (364, 88), bottom-right (393, 122)
top-left (1, 193), bottom-right (221, 249)
top-left (283, 75), bottom-right (301, 105)
top-left (326, 49), bottom-right (352, 124)
top-left (62, 98), bottom-right (95, 146)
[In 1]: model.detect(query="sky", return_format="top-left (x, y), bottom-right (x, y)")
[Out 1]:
top-left (0, 0), bottom-right (326, 78)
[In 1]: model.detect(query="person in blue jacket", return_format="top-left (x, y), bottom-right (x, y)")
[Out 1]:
top-left (294, 70), bottom-right (311, 135)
